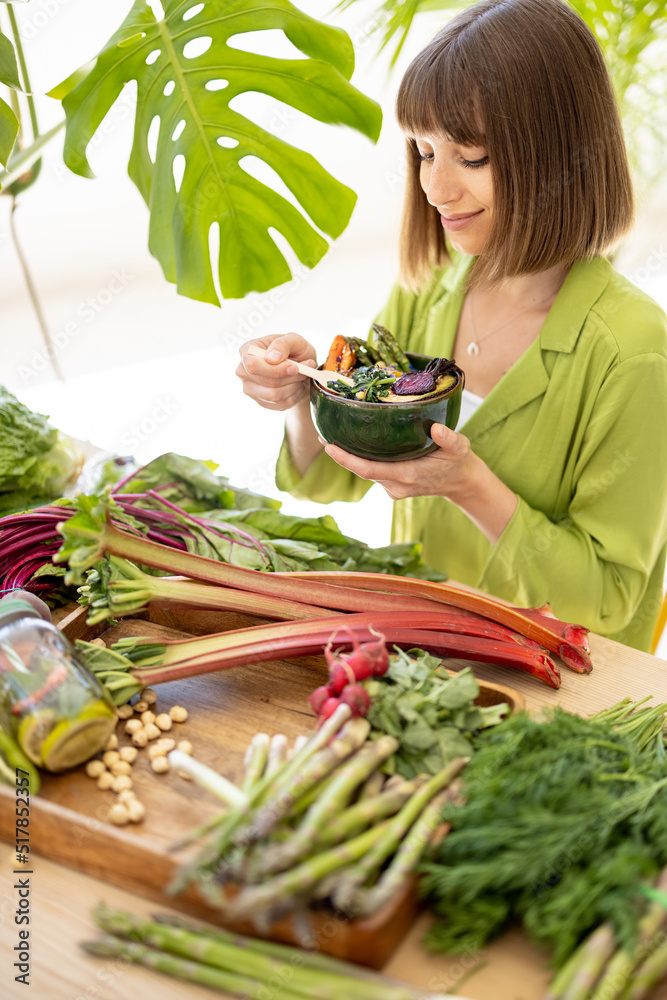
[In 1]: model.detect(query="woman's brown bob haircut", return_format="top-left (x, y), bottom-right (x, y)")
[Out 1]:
top-left (397, 0), bottom-right (634, 290)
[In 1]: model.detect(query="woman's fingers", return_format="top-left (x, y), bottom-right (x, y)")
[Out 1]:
top-left (430, 423), bottom-right (471, 459)
top-left (323, 443), bottom-right (401, 482)
top-left (237, 333), bottom-right (318, 412)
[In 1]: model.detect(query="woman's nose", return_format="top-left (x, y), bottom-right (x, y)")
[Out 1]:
top-left (423, 160), bottom-right (461, 208)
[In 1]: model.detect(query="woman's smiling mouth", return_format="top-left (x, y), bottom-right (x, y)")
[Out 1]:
top-left (440, 210), bottom-right (484, 232)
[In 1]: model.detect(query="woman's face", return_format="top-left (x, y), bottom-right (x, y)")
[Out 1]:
top-left (414, 133), bottom-right (493, 256)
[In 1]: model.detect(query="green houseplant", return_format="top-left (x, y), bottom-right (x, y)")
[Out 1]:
top-left (0, 0), bottom-right (382, 310)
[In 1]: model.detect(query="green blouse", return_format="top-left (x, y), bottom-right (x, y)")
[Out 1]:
top-left (276, 255), bottom-right (667, 651)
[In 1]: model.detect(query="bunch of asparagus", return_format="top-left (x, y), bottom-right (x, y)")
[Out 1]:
top-left (544, 869), bottom-right (667, 1000)
top-left (82, 904), bottom-right (452, 1000)
top-left (169, 702), bottom-right (467, 924)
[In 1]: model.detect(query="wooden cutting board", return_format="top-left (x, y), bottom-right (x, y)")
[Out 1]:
top-left (0, 603), bottom-right (524, 969)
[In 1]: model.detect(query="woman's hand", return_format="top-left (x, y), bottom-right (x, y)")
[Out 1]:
top-left (237, 333), bottom-right (317, 411)
top-left (323, 423), bottom-right (519, 544)
top-left (323, 423), bottom-right (476, 500)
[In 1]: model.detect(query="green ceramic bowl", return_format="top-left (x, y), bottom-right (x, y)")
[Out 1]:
top-left (310, 353), bottom-right (464, 462)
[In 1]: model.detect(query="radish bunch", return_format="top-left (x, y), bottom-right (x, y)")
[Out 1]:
top-left (309, 629), bottom-right (389, 724)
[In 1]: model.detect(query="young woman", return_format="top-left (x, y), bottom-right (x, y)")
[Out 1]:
top-left (236, 0), bottom-right (667, 651)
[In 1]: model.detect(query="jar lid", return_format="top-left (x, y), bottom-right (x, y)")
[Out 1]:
top-left (0, 598), bottom-right (43, 627)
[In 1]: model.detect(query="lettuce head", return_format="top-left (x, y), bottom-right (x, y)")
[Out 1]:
top-left (0, 386), bottom-right (84, 513)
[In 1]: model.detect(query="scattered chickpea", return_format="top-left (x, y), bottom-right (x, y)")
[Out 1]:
top-left (110, 760), bottom-right (132, 777)
top-left (125, 718), bottom-right (143, 735)
top-left (111, 774), bottom-right (133, 793)
top-left (142, 689), bottom-right (157, 705)
top-left (117, 789), bottom-right (136, 804)
top-left (104, 733), bottom-right (119, 751)
top-left (176, 740), bottom-right (193, 756)
top-left (131, 729), bottom-right (148, 748)
top-left (126, 799), bottom-right (146, 823)
top-left (148, 743), bottom-right (167, 760)
top-left (133, 699), bottom-right (149, 714)
top-left (140, 710), bottom-right (156, 726)
top-left (86, 759), bottom-right (106, 779)
top-left (150, 756), bottom-right (170, 774)
top-left (144, 722), bottom-right (161, 741)
top-left (118, 746), bottom-right (138, 764)
top-left (155, 713), bottom-right (172, 732)
top-left (97, 772), bottom-right (115, 791)
top-left (169, 706), bottom-right (188, 723)
top-left (109, 803), bottom-right (130, 826)
top-left (116, 704), bottom-right (134, 720)
top-left (156, 738), bottom-right (175, 753)
top-left (89, 637), bottom-right (106, 648)
top-left (102, 750), bottom-right (120, 768)
top-left (177, 770), bottom-right (192, 781)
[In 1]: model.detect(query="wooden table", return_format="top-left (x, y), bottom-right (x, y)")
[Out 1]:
top-left (3, 626), bottom-right (667, 1000)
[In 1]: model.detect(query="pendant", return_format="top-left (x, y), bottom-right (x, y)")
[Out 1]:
top-left (467, 341), bottom-right (480, 357)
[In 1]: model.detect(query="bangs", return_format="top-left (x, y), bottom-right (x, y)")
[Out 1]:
top-left (396, 36), bottom-right (485, 147)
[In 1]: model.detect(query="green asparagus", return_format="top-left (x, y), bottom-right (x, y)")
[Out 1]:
top-left (318, 779), bottom-right (418, 848)
top-left (332, 757), bottom-right (468, 913)
top-left (347, 337), bottom-right (376, 367)
top-left (236, 717), bottom-right (371, 845)
top-left (93, 905), bottom-right (407, 1000)
top-left (241, 732), bottom-right (270, 794)
top-left (350, 787), bottom-right (451, 918)
top-left (169, 703), bottom-right (353, 891)
top-left (224, 821), bottom-right (392, 920)
top-left (260, 735), bottom-right (399, 875)
top-left (556, 924), bottom-right (616, 1000)
top-left (371, 323), bottom-right (412, 371)
top-left (82, 935), bottom-right (285, 999)
top-left (86, 905), bottom-right (451, 1000)
top-left (542, 924), bottom-right (616, 1000)
top-left (626, 935), bottom-right (667, 1000)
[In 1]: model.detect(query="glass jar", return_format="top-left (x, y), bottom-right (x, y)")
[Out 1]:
top-left (0, 599), bottom-right (116, 772)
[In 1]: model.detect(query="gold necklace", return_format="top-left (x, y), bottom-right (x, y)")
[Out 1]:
top-left (466, 292), bottom-right (554, 357)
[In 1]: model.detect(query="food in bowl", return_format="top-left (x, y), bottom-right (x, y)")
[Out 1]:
top-left (311, 327), bottom-right (465, 462)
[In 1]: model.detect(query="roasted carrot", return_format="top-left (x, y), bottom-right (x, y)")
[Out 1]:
top-left (324, 335), bottom-right (356, 372)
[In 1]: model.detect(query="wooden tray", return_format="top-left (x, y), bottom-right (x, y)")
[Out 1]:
top-left (0, 603), bottom-right (525, 968)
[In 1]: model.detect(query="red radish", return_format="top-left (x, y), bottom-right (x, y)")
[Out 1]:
top-left (319, 697), bottom-right (342, 720)
top-left (308, 685), bottom-right (332, 715)
top-left (325, 628), bottom-right (389, 693)
top-left (340, 683), bottom-right (371, 717)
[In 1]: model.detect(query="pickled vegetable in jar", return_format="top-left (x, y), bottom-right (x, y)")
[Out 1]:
top-left (0, 599), bottom-right (116, 772)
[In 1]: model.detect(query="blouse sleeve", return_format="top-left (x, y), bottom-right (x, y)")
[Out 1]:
top-left (480, 353), bottom-right (667, 636)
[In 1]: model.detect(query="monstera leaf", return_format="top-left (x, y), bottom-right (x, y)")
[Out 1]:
top-left (61, 0), bottom-right (382, 302)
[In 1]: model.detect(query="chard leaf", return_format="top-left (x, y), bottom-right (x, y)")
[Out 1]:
top-left (54, 494), bottom-right (112, 584)
top-left (113, 452), bottom-right (280, 511)
top-left (60, 0), bottom-right (382, 302)
top-left (224, 509), bottom-right (348, 546)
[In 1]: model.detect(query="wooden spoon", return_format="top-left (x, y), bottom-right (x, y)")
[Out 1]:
top-left (246, 343), bottom-right (354, 387)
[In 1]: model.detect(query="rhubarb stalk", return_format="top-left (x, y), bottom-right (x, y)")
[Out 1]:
top-left (115, 611), bottom-right (561, 688)
top-left (277, 570), bottom-right (592, 672)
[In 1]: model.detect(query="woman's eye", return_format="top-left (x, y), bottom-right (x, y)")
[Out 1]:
top-left (461, 155), bottom-right (489, 169)
top-left (417, 151), bottom-right (433, 162)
